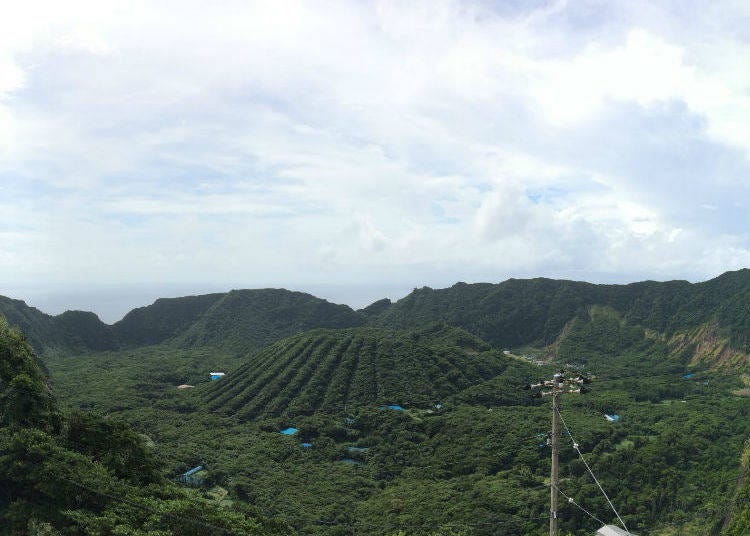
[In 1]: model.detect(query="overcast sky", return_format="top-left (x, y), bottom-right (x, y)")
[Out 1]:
top-left (1, 0), bottom-right (749, 322)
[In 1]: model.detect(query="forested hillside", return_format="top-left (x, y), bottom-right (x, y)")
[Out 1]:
top-left (0, 296), bottom-right (117, 355)
top-left (114, 293), bottom-right (225, 348)
top-left (176, 289), bottom-right (365, 354)
top-left (0, 289), bottom-right (364, 356)
top-left (372, 269), bottom-right (750, 356)
top-left (0, 319), bottom-right (290, 535)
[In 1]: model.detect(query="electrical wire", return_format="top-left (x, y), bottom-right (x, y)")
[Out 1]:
top-left (552, 483), bottom-right (606, 527)
top-left (556, 407), bottom-right (630, 534)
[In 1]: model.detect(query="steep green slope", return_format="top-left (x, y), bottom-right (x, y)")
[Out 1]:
top-left (0, 318), bottom-right (60, 430)
top-left (372, 278), bottom-right (679, 348)
top-left (0, 296), bottom-right (59, 352)
top-left (1, 288), bottom-right (365, 357)
top-left (202, 325), bottom-right (507, 419)
top-left (357, 297), bottom-right (392, 318)
top-left (372, 270), bottom-right (750, 356)
top-left (548, 305), bottom-right (682, 376)
top-left (54, 310), bottom-right (119, 352)
top-left (0, 296), bottom-right (116, 354)
top-left (112, 293), bottom-right (225, 347)
top-left (176, 289), bottom-right (365, 354)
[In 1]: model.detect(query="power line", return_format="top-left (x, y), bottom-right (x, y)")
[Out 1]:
top-left (552, 483), bottom-right (606, 527)
top-left (556, 407), bottom-right (630, 534)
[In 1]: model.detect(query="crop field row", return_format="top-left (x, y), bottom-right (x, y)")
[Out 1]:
top-left (202, 328), bottom-right (508, 418)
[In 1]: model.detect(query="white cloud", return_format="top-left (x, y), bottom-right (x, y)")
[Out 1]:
top-left (1, 0), bottom-right (749, 313)
top-left (531, 29), bottom-right (694, 124)
top-left (529, 27), bottom-right (750, 155)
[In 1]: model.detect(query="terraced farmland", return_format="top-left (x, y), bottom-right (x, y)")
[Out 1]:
top-left (202, 326), bottom-right (509, 419)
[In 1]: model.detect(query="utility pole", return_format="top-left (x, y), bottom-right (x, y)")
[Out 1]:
top-left (526, 371), bottom-right (590, 536)
top-left (550, 381), bottom-right (560, 536)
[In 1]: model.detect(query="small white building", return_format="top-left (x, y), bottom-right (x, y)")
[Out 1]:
top-left (597, 525), bottom-right (635, 536)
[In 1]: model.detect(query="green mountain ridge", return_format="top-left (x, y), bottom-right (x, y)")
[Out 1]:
top-left (0, 289), bottom-right (365, 356)
top-left (5, 269), bottom-right (750, 364)
top-left (0, 296), bottom-right (117, 355)
top-left (176, 289), bottom-right (365, 355)
top-left (374, 269), bottom-right (750, 357)
top-left (114, 292), bottom-right (226, 348)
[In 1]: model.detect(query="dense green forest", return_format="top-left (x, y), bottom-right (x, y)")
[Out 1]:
top-left (5, 271), bottom-right (750, 534)
top-left (0, 318), bottom-right (290, 535)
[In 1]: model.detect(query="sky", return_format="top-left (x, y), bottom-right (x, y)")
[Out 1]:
top-left (1, 0), bottom-right (749, 322)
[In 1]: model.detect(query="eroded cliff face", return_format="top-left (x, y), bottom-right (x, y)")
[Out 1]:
top-left (669, 321), bottom-right (750, 369)
top-left (544, 317), bottom-right (575, 361)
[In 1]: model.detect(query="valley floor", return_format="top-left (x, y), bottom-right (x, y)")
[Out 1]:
top-left (45, 344), bottom-right (750, 535)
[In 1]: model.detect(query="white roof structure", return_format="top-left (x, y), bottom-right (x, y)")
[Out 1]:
top-left (597, 526), bottom-right (635, 536)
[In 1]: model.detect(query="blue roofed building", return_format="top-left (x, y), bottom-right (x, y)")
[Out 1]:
top-left (176, 465), bottom-right (205, 486)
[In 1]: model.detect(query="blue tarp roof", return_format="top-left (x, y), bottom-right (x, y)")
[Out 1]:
top-left (379, 404), bottom-right (404, 411)
top-left (605, 414), bottom-right (620, 422)
top-left (683, 373), bottom-right (694, 379)
top-left (280, 427), bottom-right (298, 435)
top-left (176, 466), bottom-right (205, 486)
top-left (183, 465), bottom-right (203, 476)
top-left (301, 442), bottom-right (313, 448)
